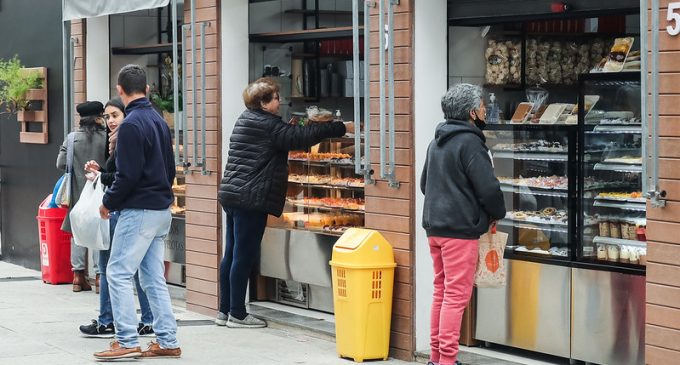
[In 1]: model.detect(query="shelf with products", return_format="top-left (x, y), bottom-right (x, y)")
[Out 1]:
top-left (485, 123), bottom-right (577, 265)
top-left (578, 72), bottom-right (645, 271)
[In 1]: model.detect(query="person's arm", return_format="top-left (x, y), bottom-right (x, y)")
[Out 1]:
top-left (463, 140), bottom-right (506, 221)
top-left (102, 123), bottom-right (145, 210)
top-left (420, 144), bottom-right (431, 195)
top-left (270, 121), bottom-right (346, 151)
top-left (56, 139), bottom-right (68, 171)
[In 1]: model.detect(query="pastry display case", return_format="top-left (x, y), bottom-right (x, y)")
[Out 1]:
top-left (577, 72), bottom-right (646, 270)
top-left (484, 123), bottom-right (578, 262)
top-left (267, 117), bottom-right (365, 236)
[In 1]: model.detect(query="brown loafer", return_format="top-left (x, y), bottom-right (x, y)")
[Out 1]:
top-left (140, 341), bottom-right (181, 359)
top-left (93, 341), bottom-right (142, 360)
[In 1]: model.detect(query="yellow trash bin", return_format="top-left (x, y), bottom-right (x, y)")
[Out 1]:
top-left (329, 228), bottom-right (397, 362)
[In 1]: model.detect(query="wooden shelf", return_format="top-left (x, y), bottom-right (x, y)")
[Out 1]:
top-left (112, 43), bottom-right (181, 55)
top-left (284, 9), bottom-right (363, 16)
top-left (18, 67), bottom-right (48, 144)
top-left (250, 26), bottom-right (363, 43)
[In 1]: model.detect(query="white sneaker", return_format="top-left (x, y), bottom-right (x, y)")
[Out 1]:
top-left (226, 314), bottom-right (267, 329)
top-left (215, 312), bottom-right (228, 326)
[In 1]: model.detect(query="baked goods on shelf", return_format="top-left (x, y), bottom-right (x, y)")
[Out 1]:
top-left (288, 152), bottom-right (352, 162)
top-left (498, 175), bottom-right (568, 190)
top-left (172, 184), bottom-right (186, 195)
top-left (596, 191), bottom-right (643, 201)
top-left (602, 156), bottom-right (642, 165)
top-left (170, 205), bottom-right (185, 214)
top-left (507, 208), bottom-right (568, 225)
top-left (288, 174), bottom-right (332, 185)
top-left (494, 140), bottom-right (566, 153)
top-left (287, 197), bottom-right (365, 211)
top-left (330, 177), bottom-right (365, 188)
top-left (281, 212), bottom-right (363, 230)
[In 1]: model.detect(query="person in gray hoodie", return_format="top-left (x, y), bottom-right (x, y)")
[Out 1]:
top-left (420, 83), bottom-right (505, 365)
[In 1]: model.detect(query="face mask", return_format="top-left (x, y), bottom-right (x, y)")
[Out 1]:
top-left (473, 111), bottom-right (486, 131)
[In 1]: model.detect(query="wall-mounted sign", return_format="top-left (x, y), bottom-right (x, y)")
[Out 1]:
top-left (667, 2), bottom-right (680, 36)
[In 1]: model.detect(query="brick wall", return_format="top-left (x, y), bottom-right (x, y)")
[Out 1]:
top-left (183, 0), bottom-right (223, 317)
top-left (364, 0), bottom-right (415, 360)
top-left (646, 1), bottom-right (680, 363)
top-left (71, 20), bottom-right (86, 122)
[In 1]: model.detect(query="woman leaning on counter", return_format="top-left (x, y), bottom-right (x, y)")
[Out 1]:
top-left (216, 77), bottom-right (353, 328)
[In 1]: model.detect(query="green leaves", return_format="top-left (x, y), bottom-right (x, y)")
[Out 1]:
top-left (0, 56), bottom-right (43, 114)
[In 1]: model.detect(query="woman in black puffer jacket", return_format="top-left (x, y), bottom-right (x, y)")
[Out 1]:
top-left (216, 78), bottom-right (349, 328)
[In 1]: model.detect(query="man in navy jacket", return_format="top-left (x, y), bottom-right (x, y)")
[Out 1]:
top-left (94, 65), bottom-right (181, 361)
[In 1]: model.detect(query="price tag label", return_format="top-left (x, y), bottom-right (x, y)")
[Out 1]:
top-left (667, 2), bottom-right (680, 36)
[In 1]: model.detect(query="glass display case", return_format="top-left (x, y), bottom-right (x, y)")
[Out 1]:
top-left (577, 72), bottom-right (646, 269)
top-left (484, 124), bottom-right (578, 261)
top-left (267, 119), bottom-right (365, 236)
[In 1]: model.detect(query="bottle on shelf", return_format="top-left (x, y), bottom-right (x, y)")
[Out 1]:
top-left (487, 93), bottom-right (500, 124)
top-left (334, 109), bottom-right (343, 123)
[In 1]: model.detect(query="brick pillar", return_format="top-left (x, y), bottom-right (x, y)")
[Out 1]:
top-left (71, 19), bottom-right (86, 125)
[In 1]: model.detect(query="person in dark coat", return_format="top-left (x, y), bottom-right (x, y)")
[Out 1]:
top-left (56, 101), bottom-right (107, 292)
top-left (216, 77), bottom-right (351, 328)
top-left (78, 97), bottom-right (155, 339)
top-left (421, 83), bottom-right (506, 365)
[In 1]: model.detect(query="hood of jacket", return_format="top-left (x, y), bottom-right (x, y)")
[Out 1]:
top-left (435, 119), bottom-right (486, 146)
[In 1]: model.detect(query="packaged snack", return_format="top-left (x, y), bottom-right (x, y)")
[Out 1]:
top-left (596, 244), bottom-right (608, 260)
top-left (485, 40), bottom-right (510, 85)
top-left (603, 37), bottom-right (634, 72)
top-left (599, 221), bottom-right (610, 237)
top-left (606, 244), bottom-right (620, 262)
top-left (610, 222), bottom-right (621, 239)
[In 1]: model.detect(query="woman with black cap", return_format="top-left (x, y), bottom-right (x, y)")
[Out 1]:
top-left (56, 101), bottom-right (107, 292)
top-left (77, 97), bottom-right (155, 338)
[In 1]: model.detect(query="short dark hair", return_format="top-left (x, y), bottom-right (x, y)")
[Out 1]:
top-left (117, 64), bottom-right (147, 96)
top-left (243, 78), bottom-right (280, 110)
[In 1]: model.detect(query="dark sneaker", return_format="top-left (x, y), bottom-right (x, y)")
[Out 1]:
top-left (215, 311), bottom-right (228, 326)
top-left (138, 323), bottom-right (155, 337)
top-left (140, 341), bottom-right (182, 359)
top-left (79, 319), bottom-right (114, 338)
top-left (226, 313), bottom-right (267, 328)
top-left (93, 341), bottom-right (142, 360)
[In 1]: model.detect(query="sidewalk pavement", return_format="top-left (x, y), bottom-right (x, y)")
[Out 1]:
top-left (0, 261), bottom-right (412, 365)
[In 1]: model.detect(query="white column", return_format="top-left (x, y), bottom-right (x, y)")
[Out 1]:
top-left (220, 0), bottom-right (249, 254)
top-left (414, 0), bottom-right (448, 352)
top-left (85, 16), bottom-right (110, 103)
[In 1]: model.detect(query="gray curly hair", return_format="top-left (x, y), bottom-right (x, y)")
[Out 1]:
top-left (441, 83), bottom-right (483, 121)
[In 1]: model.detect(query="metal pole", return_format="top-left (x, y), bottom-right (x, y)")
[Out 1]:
top-left (378, 0), bottom-right (386, 179)
top-left (651, 0), bottom-right (665, 207)
top-left (364, 1), bottom-right (374, 184)
top-left (62, 16), bottom-right (70, 139)
top-left (191, 0), bottom-right (198, 170)
top-left (70, 36), bottom-right (76, 133)
top-left (640, 0), bottom-right (648, 197)
top-left (182, 24), bottom-right (190, 170)
top-left (352, 0), bottom-right (361, 175)
top-left (387, 0), bottom-right (398, 188)
top-left (200, 21), bottom-right (208, 174)
top-left (171, 0), bottom-right (180, 166)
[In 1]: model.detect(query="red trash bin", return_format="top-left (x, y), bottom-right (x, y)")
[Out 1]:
top-left (36, 195), bottom-right (72, 284)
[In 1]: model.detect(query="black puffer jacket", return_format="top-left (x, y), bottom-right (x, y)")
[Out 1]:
top-left (219, 109), bottom-right (346, 216)
top-left (420, 120), bottom-right (506, 239)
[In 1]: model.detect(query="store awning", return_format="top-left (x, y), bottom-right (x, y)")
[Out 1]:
top-left (62, 0), bottom-right (170, 21)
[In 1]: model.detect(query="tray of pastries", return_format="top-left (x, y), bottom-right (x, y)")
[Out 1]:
top-left (287, 197), bottom-right (365, 211)
top-left (507, 208), bottom-right (568, 225)
top-left (497, 175), bottom-right (568, 190)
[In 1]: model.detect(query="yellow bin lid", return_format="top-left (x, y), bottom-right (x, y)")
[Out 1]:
top-left (329, 228), bottom-right (397, 269)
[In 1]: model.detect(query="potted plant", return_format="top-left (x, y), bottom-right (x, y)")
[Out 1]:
top-left (0, 56), bottom-right (43, 116)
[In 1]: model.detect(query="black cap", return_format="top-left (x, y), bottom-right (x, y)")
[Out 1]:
top-left (76, 101), bottom-right (104, 117)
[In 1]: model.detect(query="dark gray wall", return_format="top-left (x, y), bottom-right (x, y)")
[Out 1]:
top-left (448, 0), bottom-right (639, 25)
top-left (0, 0), bottom-right (65, 269)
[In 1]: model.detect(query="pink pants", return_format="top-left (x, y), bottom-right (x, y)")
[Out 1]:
top-left (428, 236), bottom-right (478, 365)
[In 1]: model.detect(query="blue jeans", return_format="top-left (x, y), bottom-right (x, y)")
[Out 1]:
top-left (107, 208), bottom-right (178, 349)
top-left (219, 207), bottom-right (268, 319)
top-left (98, 211), bottom-right (153, 326)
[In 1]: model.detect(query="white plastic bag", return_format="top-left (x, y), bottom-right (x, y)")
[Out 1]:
top-left (474, 226), bottom-right (509, 288)
top-left (69, 175), bottom-right (110, 250)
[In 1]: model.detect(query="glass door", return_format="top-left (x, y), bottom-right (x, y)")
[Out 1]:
top-left (578, 72), bottom-right (646, 268)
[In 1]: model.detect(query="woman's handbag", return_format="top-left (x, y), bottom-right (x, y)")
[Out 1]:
top-left (474, 225), bottom-right (509, 288)
top-left (69, 174), bottom-right (110, 251)
top-left (54, 133), bottom-right (75, 207)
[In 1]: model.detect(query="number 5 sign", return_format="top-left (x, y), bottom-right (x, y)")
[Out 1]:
top-left (668, 2), bottom-right (680, 36)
